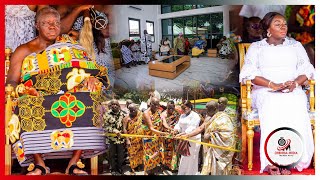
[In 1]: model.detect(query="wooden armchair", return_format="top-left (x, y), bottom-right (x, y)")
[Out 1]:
top-left (238, 43), bottom-right (315, 171)
top-left (4, 48), bottom-right (99, 175)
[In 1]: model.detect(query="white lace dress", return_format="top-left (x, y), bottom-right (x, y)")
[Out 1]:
top-left (5, 5), bottom-right (36, 52)
top-left (239, 38), bottom-right (314, 173)
top-left (174, 111), bottom-right (201, 175)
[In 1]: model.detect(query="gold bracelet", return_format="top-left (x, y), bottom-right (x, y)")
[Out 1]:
top-left (295, 81), bottom-right (299, 88)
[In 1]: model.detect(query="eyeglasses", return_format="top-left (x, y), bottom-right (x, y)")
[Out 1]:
top-left (40, 21), bottom-right (61, 28)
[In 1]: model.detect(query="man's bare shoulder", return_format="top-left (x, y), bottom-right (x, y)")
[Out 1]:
top-left (11, 44), bottom-right (34, 63)
top-left (14, 39), bottom-right (38, 56)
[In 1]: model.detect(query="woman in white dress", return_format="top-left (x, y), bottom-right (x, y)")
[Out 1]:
top-left (174, 100), bottom-right (201, 175)
top-left (240, 12), bottom-right (314, 175)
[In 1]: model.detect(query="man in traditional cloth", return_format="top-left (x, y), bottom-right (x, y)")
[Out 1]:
top-left (218, 97), bottom-right (237, 123)
top-left (123, 103), bottom-right (144, 174)
top-left (179, 100), bottom-right (236, 175)
top-left (122, 99), bottom-right (133, 115)
top-left (103, 99), bottom-right (126, 175)
top-left (130, 39), bottom-right (143, 65)
top-left (218, 97), bottom-right (240, 164)
top-left (6, 7), bottom-right (109, 175)
top-left (140, 30), bottom-right (152, 63)
top-left (174, 32), bottom-right (185, 55)
top-left (142, 97), bottom-right (169, 175)
top-left (120, 41), bottom-right (135, 68)
top-left (160, 100), bottom-right (181, 171)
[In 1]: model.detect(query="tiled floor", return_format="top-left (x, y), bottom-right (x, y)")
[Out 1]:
top-left (114, 55), bottom-right (239, 93)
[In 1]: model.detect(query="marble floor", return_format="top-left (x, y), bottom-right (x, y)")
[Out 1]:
top-left (114, 55), bottom-right (239, 93)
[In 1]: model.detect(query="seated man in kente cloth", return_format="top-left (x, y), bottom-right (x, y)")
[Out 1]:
top-left (6, 7), bottom-right (110, 175)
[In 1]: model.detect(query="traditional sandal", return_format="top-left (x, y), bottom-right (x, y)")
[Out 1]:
top-left (27, 163), bottom-right (50, 175)
top-left (67, 161), bottom-right (88, 175)
top-left (267, 165), bottom-right (281, 175)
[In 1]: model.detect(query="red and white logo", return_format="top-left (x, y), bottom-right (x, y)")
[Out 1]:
top-left (264, 127), bottom-right (303, 168)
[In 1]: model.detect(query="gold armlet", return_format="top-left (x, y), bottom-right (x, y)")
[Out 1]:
top-left (15, 84), bottom-right (26, 97)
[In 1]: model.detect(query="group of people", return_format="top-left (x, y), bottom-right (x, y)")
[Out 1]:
top-left (173, 33), bottom-right (210, 58)
top-left (119, 36), bottom-right (150, 68)
top-left (102, 97), bottom-right (237, 175)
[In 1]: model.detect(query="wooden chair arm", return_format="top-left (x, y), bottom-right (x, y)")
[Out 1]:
top-left (5, 84), bottom-right (15, 175)
top-left (240, 80), bottom-right (252, 113)
top-left (5, 84), bottom-right (15, 144)
top-left (309, 79), bottom-right (315, 113)
top-left (245, 80), bottom-right (252, 113)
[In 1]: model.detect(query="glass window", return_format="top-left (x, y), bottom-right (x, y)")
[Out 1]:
top-left (184, 5), bottom-right (193, 10)
top-left (172, 5), bottom-right (184, 12)
top-left (173, 18), bottom-right (184, 35)
top-left (197, 5), bottom-right (212, 9)
top-left (211, 13), bottom-right (223, 34)
top-left (162, 19), bottom-right (172, 35)
top-left (146, 21), bottom-right (154, 35)
top-left (129, 18), bottom-right (140, 38)
top-left (146, 21), bottom-right (155, 42)
top-left (184, 16), bottom-right (194, 35)
top-left (161, 5), bottom-right (171, 14)
top-left (197, 14), bottom-right (210, 36)
top-left (160, 12), bottom-right (223, 49)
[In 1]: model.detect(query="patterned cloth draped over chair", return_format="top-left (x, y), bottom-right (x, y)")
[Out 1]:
top-left (9, 34), bottom-right (110, 167)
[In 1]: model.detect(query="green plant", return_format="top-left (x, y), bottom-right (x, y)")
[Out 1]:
top-left (110, 43), bottom-right (119, 49)
top-left (112, 48), bottom-right (121, 58)
top-left (122, 91), bottom-right (149, 104)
